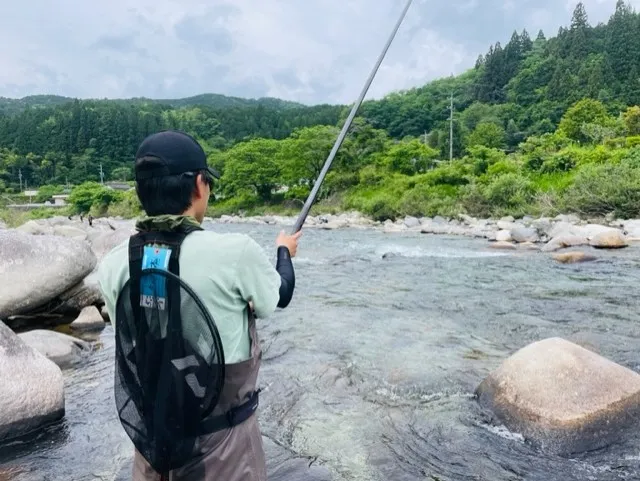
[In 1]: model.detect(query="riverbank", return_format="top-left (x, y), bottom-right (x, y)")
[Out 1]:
top-left (205, 210), bottom-right (639, 251)
top-left (4, 209), bottom-right (640, 252)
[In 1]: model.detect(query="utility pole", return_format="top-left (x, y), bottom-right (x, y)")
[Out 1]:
top-left (448, 92), bottom-right (454, 162)
top-left (18, 169), bottom-right (23, 192)
top-left (99, 163), bottom-right (104, 184)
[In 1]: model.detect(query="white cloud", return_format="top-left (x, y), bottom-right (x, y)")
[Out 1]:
top-left (0, 0), bottom-right (632, 104)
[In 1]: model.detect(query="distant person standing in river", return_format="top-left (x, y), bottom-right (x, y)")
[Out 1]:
top-left (96, 129), bottom-right (301, 481)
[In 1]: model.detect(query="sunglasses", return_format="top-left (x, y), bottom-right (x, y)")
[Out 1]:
top-left (183, 170), bottom-right (214, 188)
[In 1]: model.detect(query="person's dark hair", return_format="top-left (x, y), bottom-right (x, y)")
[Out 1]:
top-left (135, 156), bottom-right (213, 216)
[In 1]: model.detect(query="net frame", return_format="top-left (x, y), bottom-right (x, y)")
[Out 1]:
top-left (114, 267), bottom-right (226, 473)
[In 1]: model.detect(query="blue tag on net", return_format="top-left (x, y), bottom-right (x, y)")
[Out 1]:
top-left (139, 245), bottom-right (172, 310)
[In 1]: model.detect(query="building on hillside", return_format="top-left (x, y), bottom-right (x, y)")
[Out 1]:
top-left (104, 181), bottom-right (134, 191)
top-left (51, 194), bottom-right (69, 206)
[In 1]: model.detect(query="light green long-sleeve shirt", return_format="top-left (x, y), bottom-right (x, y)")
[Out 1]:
top-left (96, 230), bottom-right (281, 363)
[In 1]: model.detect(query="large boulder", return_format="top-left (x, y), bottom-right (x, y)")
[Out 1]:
top-left (52, 225), bottom-right (88, 241)
top-left (495, 230), bottom-right (512, 242)
top-left (510, 227), bottom-right (539, 243)
top-left (54, 273), bottom-right (104, 314)
top-left (622, 219), bottom-right (640, 239)
top-left (0, 321), bottom-right (65, 440)
top-left (18, 329), bottom-right (92, 368)
top-left (541, 235), bottom-right (589, 252)
top-left (70, 306), bottom-right (106, 332)
top-left (476, 337), bottom-right (640, 455)
top-left (15, 220), bottom-right (54, 236)
top-left (552, 251), bottom-right (597, 264)
top-left (89, 228), bottom-right (134, 261)
top-left (403, 216), bottom-right (421, 228)
top-left (589, 230), bottom-right (628, 249)
top-left (488, 241), bottom-right (516, 250)
top-left (0, 230), bottom-right (97, 319)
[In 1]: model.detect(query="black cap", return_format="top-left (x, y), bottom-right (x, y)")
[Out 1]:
top-left (134, 130), bottom-right (220, 180)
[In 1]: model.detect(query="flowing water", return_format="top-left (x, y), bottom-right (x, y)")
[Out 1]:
top-left (2, 224), bottom-right (640, 480)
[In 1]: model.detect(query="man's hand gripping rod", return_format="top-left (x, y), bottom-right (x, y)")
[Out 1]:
top-left (291, 0), bottom-right (414, 234)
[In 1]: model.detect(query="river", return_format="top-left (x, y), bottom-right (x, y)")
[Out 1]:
top-left (2, 223), bottom-right (640, 480)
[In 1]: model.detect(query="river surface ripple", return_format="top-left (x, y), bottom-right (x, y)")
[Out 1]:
top-left (2, 224), bottom-right (640, 481)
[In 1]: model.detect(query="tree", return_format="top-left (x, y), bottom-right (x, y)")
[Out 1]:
top-left (568, 2), bottom-right (591, 58)
top-left (623, 106), bottom-right (640, 135)
top-left (280, 125), bottom-right (342, 188)
top-left (68, 181), bottom-right (122, 213)
top-left (220, 138), bottom-right (282, 202)
top-left (467, 122), bottom-right (506, 149)
top-left (571, 2), bottom-right (589, 30)
top-left (557, 98), bottom-right (613, 143)
top-left (382, 139), bottom-right (439, 175)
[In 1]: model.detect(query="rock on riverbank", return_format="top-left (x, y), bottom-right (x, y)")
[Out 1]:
top-left (0, 230), bottom-right (97, 319)
top-left (206, 211), bottom-right (637, 253)
top-left (476, 338), bottom-right (640, 455)
top-left (0, 321), bottom-right (65, 441)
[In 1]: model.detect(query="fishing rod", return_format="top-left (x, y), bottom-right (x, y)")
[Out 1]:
top-left (291, 0), bottom-right (414, 234)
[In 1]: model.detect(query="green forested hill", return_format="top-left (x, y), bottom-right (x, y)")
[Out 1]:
top-left (359, 0), bottom-right (640, 153)
top-left (0, 93), bottom-right (306, 115)
top-left (2, 1), bottom-right (640, 222)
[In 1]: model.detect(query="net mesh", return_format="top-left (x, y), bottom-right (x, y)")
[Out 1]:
top-left (114, 267), bottom-right (225, 473)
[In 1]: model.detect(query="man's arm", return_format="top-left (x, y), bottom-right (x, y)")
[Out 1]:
top-left (236, 237), bottom-right (284, 319)
top-left (275, 246), bottom-right (295, 308)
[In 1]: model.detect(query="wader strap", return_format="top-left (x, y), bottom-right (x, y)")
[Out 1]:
top-left (199, 389), bottom-right (261, 435)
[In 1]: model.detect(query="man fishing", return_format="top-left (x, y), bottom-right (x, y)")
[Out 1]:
top-left (97, 129), bottom-right (301, 481)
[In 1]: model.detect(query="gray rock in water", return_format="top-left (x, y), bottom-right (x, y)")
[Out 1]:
top-left (0, 321), bottom-right (65, 441)
top-left (510, 227), bottom-right (540, 243)
top-left (0, 230), bottom-right (97, 319)
top-left (541, 235), bottom-right (589, 252)
top-left (547, 221), bottom-right (583, 239)
top-left (496, 220), bottom-right (519, 231)
top-left (589, 230), bottom-right (628, 249)
top-left (70, 306), bottom-right (105, 332)
top-left (489, 241), bottom-right (516, 250)
top-left (55, 272), bottom-right (104, 314)
top-left (622, 219), bottom-right (640, 238)
top-left (495, 230), bottom-right (512, 242)
top-left (476, 337), bottom-right (640, 455)
top-left (403, 216), bottom-right (420, 228)
top-left (552, 251), bottom-right (597, 264)
top-left (18, 329), bottom-right (91, 368)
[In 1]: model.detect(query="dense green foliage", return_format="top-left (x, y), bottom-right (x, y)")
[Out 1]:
top-left (4, 1), bottom-right (640, 220)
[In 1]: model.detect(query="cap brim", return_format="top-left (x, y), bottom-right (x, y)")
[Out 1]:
top-left (207, 166), bottom-right (221, 179)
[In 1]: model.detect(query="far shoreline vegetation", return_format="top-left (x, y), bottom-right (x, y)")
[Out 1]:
top-left (3, 2), bottom-right (640, 228)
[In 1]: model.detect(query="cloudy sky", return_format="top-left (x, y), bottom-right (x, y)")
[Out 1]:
top-left (0, 0), bottom-right (636, 105)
